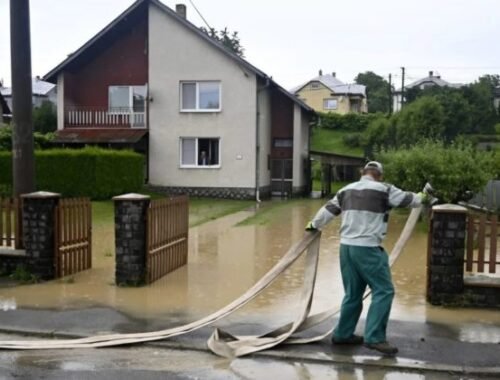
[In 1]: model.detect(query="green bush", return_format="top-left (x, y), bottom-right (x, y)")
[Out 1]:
top-left (0, 147), bottom-right (144, 199)
top-left (33, 101), bottom-right (57, 133)
top-left (0, 126), bottom-right (54, 151)
top-left (317, 112), bottom-right (379, 132)
top-left (495, 123), bottom-right (500, 135)
top-left (342, 133), bottom-right (363, 148)
top-left (377, 140), bottom-right (498, 203)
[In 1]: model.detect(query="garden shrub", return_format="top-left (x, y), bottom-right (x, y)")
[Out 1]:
top-left (342, 133), bottom-right (363, 148)
top-left (0, 147), bottom-right (144, 199)
top-left (317, 112), bottom-right (379, 132)
top-left (0, 126), bottom-right (54, 151)
top-left (377, 140), bottom-right (498, 203)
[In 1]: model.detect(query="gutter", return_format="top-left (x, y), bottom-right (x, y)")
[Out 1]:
top-left (255, 77), bottom-right (271, 202)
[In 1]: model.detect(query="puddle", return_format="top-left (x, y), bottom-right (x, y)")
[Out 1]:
top-left (2, 200), bottom-right (499, 342)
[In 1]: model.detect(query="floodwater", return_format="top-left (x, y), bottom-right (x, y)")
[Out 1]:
top-left (1, 200), bottom-right (499, 343)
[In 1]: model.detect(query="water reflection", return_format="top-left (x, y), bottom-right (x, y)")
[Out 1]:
top-left (1, 200), bottom-right (499, 342)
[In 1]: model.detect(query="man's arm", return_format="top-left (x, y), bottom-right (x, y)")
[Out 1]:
top-left (388, 185), bottom-right (423, 208)
top-left (308, 194), bottom-right (342, 230)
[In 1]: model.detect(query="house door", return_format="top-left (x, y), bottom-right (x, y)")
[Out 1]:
top-left (271, 159), bottom-right (293, 197)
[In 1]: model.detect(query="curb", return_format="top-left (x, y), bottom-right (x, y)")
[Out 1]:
top-left (1, 327), bottom-right (499, 376)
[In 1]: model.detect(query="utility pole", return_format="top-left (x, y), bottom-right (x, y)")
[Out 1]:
top-left (388, 73), bottom-right (392, 114)
top-left (10, 0), bottom-right (35, 196)
top-left (400, 66), bottom-right (405, 110)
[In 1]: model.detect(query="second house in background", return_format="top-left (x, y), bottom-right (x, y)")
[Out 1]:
top-left (292, 71), bottom-right (367, 114)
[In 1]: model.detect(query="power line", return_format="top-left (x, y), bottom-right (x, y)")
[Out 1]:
top-left (188, 0), bottom-right (212, 30)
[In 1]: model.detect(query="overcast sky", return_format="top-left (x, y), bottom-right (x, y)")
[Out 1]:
top-left (1, 0), bottom-right (500, 89)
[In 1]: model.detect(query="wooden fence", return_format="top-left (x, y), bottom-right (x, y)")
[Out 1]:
top-left (0, 198), bottom-right (22, 249)
top-left (146, 196), bottom-right (189, 284)
top-left (54, 198), bottom-right (92, 278)
top-left (465, 212), bottom-right (499, 274)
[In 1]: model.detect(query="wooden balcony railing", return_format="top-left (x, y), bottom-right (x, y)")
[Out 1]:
top-left (65, 107), bottom-right (147, 128)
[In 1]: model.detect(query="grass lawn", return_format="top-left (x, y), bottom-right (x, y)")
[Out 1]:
top-left (311, 128), bottom-right (364, 157)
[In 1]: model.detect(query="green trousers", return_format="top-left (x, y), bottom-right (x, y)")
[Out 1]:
top-left (333, 244), bottom-right (395, 344)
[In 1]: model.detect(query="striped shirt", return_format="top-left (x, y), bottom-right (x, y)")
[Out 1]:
top-left (311, 175), bottom-right (422, 246)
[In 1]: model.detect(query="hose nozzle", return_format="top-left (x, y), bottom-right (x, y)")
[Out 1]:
top-left (423, 182), bottom-right (438, 205)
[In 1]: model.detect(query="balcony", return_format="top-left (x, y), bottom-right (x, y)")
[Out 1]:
top-left (65, 106), bottom-right (147, 128)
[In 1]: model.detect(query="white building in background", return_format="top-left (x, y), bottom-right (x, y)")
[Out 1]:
top-left (392, 71), bottom-right (462, 112)
top-left (0, 77), bottom-right (57, 109)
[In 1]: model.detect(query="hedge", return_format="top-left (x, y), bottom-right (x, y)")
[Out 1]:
top-left (316, 112), bottom-right (382, 132)
top-left (0, 147), bottom-right (144, 199)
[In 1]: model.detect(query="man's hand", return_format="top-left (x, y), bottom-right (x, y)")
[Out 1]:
top-left (305, 221), bottom-right (317, 231)
top-left (417, 191), bottom-right (431, 205)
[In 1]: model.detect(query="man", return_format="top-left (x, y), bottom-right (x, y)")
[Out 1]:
top-left (306, 161), bottom-right (427, 355)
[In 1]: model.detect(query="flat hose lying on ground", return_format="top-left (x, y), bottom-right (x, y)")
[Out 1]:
top-left (0, 206), bottom-right (423, 355)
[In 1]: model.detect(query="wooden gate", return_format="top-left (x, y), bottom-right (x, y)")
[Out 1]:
top-left (0, 197), bottom-right (22, 249)
top-left (146, 195), bottom-right (189, 284)
top-left (54, 198), bottom-right (92, 278)
top-left (465, 212), bottom-right (499, 274)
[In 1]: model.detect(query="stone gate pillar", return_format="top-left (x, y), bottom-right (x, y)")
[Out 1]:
top-left (21, 191), bottom-right (61, 280)
top-left (113, 193), bottom-right (150, 286)
top-left (427, 204), bottom-right (467, 305)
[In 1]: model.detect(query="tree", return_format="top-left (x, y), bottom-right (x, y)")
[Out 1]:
top-left (377, 140), bottom-right (497, 203)
top-left (395, 96), bottom-right (445, 147)
top-left (200, 27), bottom-right (245, 57)
top-left (33, 101), bottom-right (57, 133)
top-left (355, 71), bottom-right (391, 113)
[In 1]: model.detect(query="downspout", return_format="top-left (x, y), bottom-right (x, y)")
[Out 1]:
top-left (255, 76), bottom-right (271, 202)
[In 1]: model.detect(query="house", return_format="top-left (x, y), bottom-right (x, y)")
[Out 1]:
top-left (0, 77), bottom-right (57, 110)
top-left (0, 91), bottom-right (11, 124)
top-left (393, 71), bottom-right (462, 112)
top-left (43, 0), bottom-right (314, 199)
top-left (292, 71), bottom-right (367, 114)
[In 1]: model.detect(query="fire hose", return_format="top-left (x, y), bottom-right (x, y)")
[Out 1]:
top-left (0, 201), bottom-right (426, 356)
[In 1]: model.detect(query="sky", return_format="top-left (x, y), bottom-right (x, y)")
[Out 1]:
top-left (1, 0), bottom-right (500, 89)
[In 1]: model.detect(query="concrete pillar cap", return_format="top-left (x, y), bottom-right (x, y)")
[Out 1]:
top-left (21, 191), bottom-right (61, 199)
top-left (112, 193), bottom-right (151, 201)
top-left (432, 204), bottom-right (467, 213)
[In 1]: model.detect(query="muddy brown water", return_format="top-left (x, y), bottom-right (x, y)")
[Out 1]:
top-left (1, 200), bottom-right (499, 343)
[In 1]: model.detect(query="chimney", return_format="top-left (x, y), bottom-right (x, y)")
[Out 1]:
top-left (429, 71), bottom-right (434, 77)
top-left (332, 72), bottom-right (336, 77)
top-left (176, 4), bottom-right (187, 19)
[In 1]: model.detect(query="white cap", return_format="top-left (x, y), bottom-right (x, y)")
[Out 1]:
top-left (364, 161), bottom-right (383, 174)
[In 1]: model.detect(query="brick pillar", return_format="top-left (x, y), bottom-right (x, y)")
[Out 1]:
top-left (21, 191), bottom-right (61, 280)
top-left (113, 193), bottom-right (150, 286)
top-left (427, 204), bottom-right (467, 305)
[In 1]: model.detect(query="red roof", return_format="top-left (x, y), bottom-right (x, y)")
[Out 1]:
top-left (54, 128), bottom-right (147, 144)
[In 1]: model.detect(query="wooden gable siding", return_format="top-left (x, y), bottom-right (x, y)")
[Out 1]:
top-left (64, 19), bottom-right (148, 108)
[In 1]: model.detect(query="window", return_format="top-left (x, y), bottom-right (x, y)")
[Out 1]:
top-left (180, 138), bottom-right (220, 167)
top-left (181, 81), bottom-right (221, 111)
top-left (108, 85), bottom-right (146, 112)
top-left (273, 138), bottom-right (293, 148)
top-left (323, 98), bottom-right (338, 110)
top-left (311, 82), bottom-right (321, 89)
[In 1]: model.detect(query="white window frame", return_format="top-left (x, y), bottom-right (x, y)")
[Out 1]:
top-left (323, 98), bottom-right (338, 110)
top-left (108, 85), bottom-right (146, 114)
top-left (179, 137), bottom-right (221, 169)
top-left (180, 81), bottom-right (222, 112)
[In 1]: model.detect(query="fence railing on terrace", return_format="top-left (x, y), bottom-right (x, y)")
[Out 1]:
top-left (65, 106), bottom-right (146, 128)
